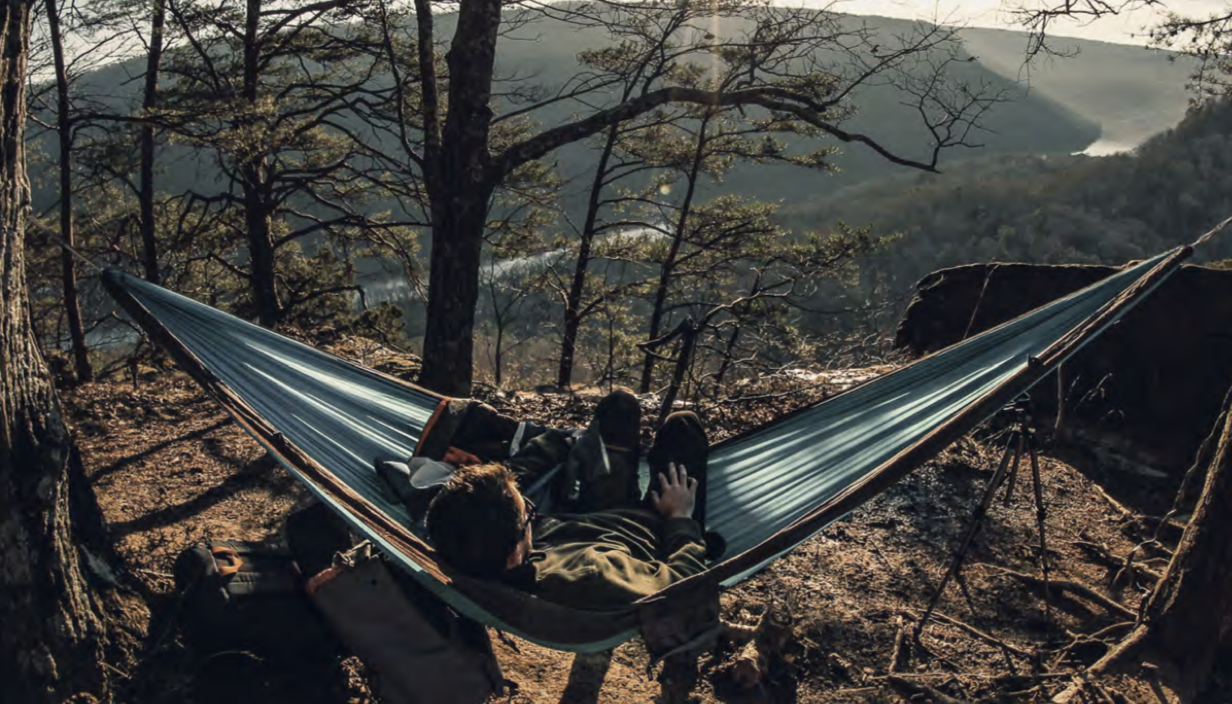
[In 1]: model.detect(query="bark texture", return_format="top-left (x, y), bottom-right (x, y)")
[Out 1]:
top-left (0, 4), bottom-right (141, 700)
top-left (417, 0), bottom-right (501, 396)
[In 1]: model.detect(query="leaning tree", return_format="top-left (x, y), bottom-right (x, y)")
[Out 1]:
top-left (0, 2), bottom-right (143, 701)
top-left (1047, 396), bottom-right (1232, 703)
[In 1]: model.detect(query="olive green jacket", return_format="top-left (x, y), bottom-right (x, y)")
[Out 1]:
top-left (517, 509), bottom-right (707, 610)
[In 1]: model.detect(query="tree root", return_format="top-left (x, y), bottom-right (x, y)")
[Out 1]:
top-left (1069, 539), bottom-right (1163, 588)
top-left (1051, 621), bottom-right (1134, 671)
top-left (1050, 626), bottom-right (1150, 704)
top-left (1141, 663), bottom-right (1172, 704)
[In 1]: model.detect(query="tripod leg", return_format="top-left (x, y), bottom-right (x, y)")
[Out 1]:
top-left (1027, 434), bottom-right (1052, 630)
top-left (954, 569), bottom-right (978, 614)
top-left (916, 432), bottom-right (1019, 639)
top-left (1001, 431), bottom-right (1025, 507)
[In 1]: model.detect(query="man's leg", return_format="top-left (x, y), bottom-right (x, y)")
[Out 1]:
top-left (576, 389), bottom-right (642, 511)
top-left (646, 411), bottom-right (709, 526)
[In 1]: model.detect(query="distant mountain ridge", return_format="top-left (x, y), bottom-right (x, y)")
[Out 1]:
top-left (29, 12), bottom-right (1191, 216)
top-left (956, 26), bottom-right (1193, 156)
top-left (787, 98), bottom-right (1232, 319)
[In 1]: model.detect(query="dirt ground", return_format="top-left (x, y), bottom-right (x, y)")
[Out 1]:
top-left (61, 345), bottom-right (1230, 704)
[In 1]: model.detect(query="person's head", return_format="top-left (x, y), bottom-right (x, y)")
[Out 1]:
top-left (425, 463), bottom-right (533, 579)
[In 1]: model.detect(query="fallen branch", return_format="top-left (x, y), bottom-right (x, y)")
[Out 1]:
top-left (889, 615), bottom-right (911, 673)
top-left (998, 570), bottom-right (1136, 619)
top-left (886, 675), bottom-right (972, 704)
top-left (1051, 626), bottom-right (1152, 704)
top-left (1092, 485), bottom-right (1134, 518)
top-left (876, 671), bottom-right (1077, 682)
top-left (1068, 621), bottom-right (1135, 644)
top-left (725, 606), bottom-right (792, 689)
top-left (834, 685), bottom-right (880, 694)
top-left (907, 609), bottom-right (1034, 661)
top-left (1052, 621), bottom-right (1134, 671)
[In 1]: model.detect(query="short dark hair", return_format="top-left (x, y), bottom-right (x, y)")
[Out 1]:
top-left (426, 463), bottom-right (523, 579)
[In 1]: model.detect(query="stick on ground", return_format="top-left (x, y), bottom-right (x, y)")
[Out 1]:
top-left (998, 570), bottom-right (1136, 619)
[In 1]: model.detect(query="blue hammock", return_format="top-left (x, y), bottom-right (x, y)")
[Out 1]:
top-left (102, 246), bottom-right (1189, 652)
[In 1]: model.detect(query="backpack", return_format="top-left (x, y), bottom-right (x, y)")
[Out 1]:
top-left (172, 539), bottom-right (342, 665)
top-left (307, 543), bottom-right (505, 704)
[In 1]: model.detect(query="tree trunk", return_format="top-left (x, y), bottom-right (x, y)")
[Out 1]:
top-left (45, 0), bottom-right (91, 383)
top-left (557, 123), bottom-right (620, 389)
top-left (139, 0), bottom-right (165, 285)
top-left (1, 4), bottom-right (142, 700)
top-left (712, 325), bottom-right (742, 387)
top-left (419, 187), bottom-right (491, 396)
top-left (244, 172), bottom-right (280, 326)
top-left (1136, 402), bottom-right (1232, 698)
top-left (493, 320), bottom-right (504, 387)
top-left (638, 114), bottom-right (710, 393)
top-left (241, 0), bottom-right (280, 327)
top-left (418, 0), bottom-right (501, 396)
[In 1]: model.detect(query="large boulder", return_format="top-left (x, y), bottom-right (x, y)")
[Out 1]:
top-left (896, 262), bottom-right (1232, 478)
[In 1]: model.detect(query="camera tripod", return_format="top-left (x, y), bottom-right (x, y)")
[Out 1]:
top-left (915, 397), bottom-right (1052, 639)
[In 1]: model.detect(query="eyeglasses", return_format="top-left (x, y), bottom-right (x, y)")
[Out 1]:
top-left (520, 497), bottom-right (540, 535)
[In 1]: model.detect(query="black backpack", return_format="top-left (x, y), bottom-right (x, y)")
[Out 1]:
top-left (172, 539), bottom-right (342, 665)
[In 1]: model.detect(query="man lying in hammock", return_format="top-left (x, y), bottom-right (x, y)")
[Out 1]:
top-left (383, 390), bottom-right (716, 609)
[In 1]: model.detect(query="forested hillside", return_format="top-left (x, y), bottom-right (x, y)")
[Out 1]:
top-left (959, 28), bottom-right (1193, 155)
top-left (795, 99), bottom-right (1232, 308)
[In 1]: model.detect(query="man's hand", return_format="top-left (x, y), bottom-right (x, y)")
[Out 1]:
top-left (650, 462), bottom-right (698, 520)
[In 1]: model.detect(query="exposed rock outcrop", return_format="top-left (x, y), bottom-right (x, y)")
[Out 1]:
top-left (896, 262), bottom-right (1232, 479)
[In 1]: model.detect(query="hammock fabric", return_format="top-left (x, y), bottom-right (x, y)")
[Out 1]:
top-left (102, 245), bottom-right (1191, 653)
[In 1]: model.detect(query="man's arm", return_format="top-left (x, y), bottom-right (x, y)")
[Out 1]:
top-left (659, 517), bottom-right (709, 578)
top-left (536, 525), bottom-right (707, 609)
top-left (535, 463), bottom-right (707, 608)
top-left (649, 462), bottom-right (707, 581)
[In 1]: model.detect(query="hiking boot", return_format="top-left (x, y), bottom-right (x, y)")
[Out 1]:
top-left (646, 411), bottom-right (711, 528)
top-left (576, 389), bottom-right (642, 511)
top-left (448, 401), bottom-right (521, 461)
top-left (593, 388), bottom-right (641, 453)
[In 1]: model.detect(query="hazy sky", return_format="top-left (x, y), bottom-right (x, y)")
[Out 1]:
top-left (816, 0), bottom-right (1228, 45)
